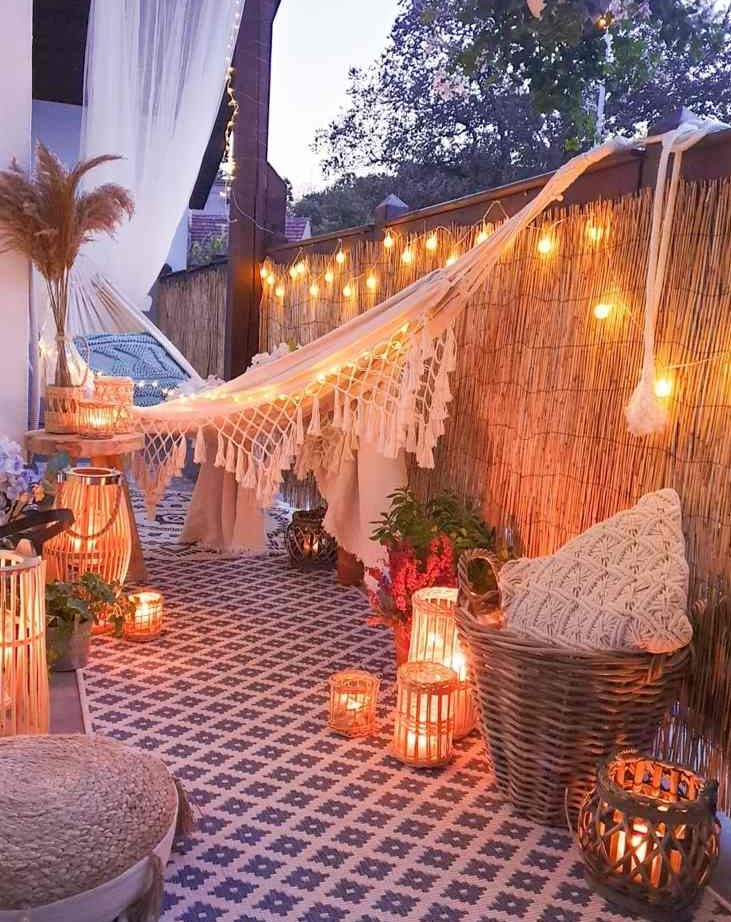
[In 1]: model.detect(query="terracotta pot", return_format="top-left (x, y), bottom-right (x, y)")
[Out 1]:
top-left (393, 620), bottom-right (412, 667)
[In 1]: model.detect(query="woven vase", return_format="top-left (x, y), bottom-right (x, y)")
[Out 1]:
top-left (45, 385), bottom-right (84, 435)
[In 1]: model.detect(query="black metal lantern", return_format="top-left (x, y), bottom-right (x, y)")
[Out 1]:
top-left (576, 749), bottom-right (720, 922)
top-left (285, 508), bottom-right (337, 570)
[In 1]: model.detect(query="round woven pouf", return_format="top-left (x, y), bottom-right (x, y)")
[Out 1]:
top-left (0, 735), bottom-right (179, 922)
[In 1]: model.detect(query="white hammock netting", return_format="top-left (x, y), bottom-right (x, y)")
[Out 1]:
top-left (130, 119), bottom-right (720, 515)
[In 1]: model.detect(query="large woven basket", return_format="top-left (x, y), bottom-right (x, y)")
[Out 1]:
top-left (456, 549), bottom-right (690, 826)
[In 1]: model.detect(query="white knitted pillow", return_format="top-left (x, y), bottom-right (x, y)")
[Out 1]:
top-left (499, 489), bottom-right (692, 652)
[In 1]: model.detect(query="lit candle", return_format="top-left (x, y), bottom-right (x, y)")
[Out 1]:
top-left (328, 670), bottom-right (379, 737)
top-left (125, 590), bottom-right (164, 643)
top-left (392, 661), bottom-right (457, 767)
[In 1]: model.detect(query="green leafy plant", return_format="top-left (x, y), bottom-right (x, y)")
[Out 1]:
top-left (46, 572), bottom-right (133, 640)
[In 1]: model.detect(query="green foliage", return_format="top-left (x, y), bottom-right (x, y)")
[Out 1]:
top-left (371, 488), bottom-right (495, 560)
top-left (46, 572), bottom-right (133, 639)
top-left (188, 232), bottom-right (228, 269)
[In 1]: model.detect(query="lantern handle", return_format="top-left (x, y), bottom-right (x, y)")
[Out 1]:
top-left (56, 482), bottom-right (123, 541)
top-left (457, 548), bottom-right (502, 619)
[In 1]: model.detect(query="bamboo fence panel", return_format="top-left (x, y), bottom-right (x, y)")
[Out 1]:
top-left (261, 178), bottom-right (731, 807)
top-left (156, 262), bottom-right (227, 378)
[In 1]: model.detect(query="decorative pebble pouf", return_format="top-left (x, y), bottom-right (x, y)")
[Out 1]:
top-left (0, 735), bottom-right (186, 922)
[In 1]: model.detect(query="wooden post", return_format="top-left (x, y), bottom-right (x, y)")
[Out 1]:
top-left (225, 0), bottom-right (280, 379)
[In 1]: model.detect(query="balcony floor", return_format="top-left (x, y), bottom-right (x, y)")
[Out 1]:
top-left (80, 486), bottom-right (731, 922)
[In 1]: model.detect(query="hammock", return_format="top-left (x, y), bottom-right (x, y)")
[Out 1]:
top-left (130, 119), bottom-right (721, 517)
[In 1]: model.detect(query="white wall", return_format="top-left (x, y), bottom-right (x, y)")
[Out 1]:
top-left (0, 0), bottom-right (32, 442)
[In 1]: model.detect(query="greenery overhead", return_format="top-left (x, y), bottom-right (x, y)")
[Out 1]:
top-left (295, 0), bottom-right (731, 234)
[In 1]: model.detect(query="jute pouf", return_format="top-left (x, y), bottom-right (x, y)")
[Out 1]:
top-left (0, 735), bottom-right (187, 922)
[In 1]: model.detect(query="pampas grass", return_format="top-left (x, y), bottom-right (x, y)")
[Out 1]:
top-left (0, 143), bottom-right (134, 385)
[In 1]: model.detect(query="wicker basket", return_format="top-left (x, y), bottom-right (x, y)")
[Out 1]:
top-left (45, 385), bottom-right (84, 434)
top-left (456, 549), bottom-right (691, 826)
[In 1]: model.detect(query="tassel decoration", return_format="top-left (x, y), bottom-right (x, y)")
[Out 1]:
top-left (307, 395), bottom-right (321, 436)
top-left (193, 427), bottom-right (206, 464)
top-left (215, 432), bottom-right (226, 468)
top-left (296, 403), bottom-right (305, 444)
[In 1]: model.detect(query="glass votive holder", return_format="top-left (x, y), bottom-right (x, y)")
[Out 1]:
top-left (328, 669), bottom-right (380, 737)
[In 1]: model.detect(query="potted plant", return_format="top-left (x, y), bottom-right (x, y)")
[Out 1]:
top-left (46, 573), bottom-right (134, 671)
top-left (368, 489), bottom-right (497, 666)
top-left (0, 143), bottom-right (133, 431)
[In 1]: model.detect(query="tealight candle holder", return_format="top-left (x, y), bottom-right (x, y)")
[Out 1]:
top-left (409, 587), bottom-right (475, 739)
top-left (392, 661), bottom-right (458, 767)
top-left (328, 669), bottom-right (379, 737)
top-left (125, 590), bottom-right (164, 643)
top-left (285, 508), bottom-right (337, 570)
top-left (77, 400), bottom-right (128, 439)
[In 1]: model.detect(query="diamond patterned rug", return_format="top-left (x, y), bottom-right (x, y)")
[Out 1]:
top-left (84, 488), bottom-right (731, 922)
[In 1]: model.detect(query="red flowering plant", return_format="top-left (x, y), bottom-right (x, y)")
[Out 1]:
top-left (367, 489), bottom-right (496, 629)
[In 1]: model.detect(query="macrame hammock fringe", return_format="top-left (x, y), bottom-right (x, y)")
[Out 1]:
top-left (131, 116), bottom-right (725, 515)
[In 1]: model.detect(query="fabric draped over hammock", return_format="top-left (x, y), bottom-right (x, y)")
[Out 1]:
top-left (131, 135), bottom-right (637, 516)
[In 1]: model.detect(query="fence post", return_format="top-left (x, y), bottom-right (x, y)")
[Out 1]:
top-left (373, 194), bottom-right (410, 239)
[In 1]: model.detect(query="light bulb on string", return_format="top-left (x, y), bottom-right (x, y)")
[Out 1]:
top-left (401, 248), bottom-right (414, 265)
top-left (425, 233), bottom-right (438, 252)
top-left (593, 302), bottom-right (612, 320)
top-left (259, 264), bottom-right (269, 279)
top-left (295, 260), bottom-right (306, 276)
top-left (325, 269), bottom-right (334, 284)
top-left (383, 232), bottom-right (394, 249)
top-left (275, 284), bottom-right (285, 299)
top-left (586, 223), bottom-right (605, 245)
top-left (343, 283), bottom-right (353, 298)
top-left (266, 274), bottom-right (275, 287)
top-left (476, 228), bottom-right (488, 245)
top-left (445, 253), bottom-right (458, 267)
top-left (289, 265), bottom-right (297, 279)
top-left (537, 234), bottom-right (555, 256)
top-left (309, 282), bottom-right (320, 297)
top-left (366, 274), bottom-right (377, 291)
top-left (335, 249), bottom-right (346, 265)
top-left (654, 376), bottom-right (673, 399)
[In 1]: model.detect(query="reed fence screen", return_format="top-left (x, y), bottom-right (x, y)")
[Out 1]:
top-left (262, 177), bottom-right (731, 805)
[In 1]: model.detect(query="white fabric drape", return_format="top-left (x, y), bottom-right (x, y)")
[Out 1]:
top-left (79, 0), bottom-right (243, 309)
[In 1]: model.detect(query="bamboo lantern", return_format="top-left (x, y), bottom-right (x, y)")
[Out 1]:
top-left (44, 467), bottom-right (132, 588)
top-left (577, 750), bottom-right (720, 920)
top-left (45, 384), bottom-right (84, 434)
top-left (125, 590), bottom-right (163, 643)
top-left (285, 508), bottom-right (337, 570)
top-left (77, 400), bottom-right (130, 439)
top-left (92, 376), bottom-right (135, 435)
top-left (409, 587), bottom-right (475, 739)
top-left (0, 551), bottom-right (49, 736)
top-left (328, 669), bottom-right (379, 737)
top-left (392, 661), bottom-right (458, 767)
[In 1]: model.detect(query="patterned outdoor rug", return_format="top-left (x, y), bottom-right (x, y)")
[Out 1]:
top-left (84, 490), bottom-right (731, 922)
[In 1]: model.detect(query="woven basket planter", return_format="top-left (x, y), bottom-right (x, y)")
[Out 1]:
top-left (45, 385), bottom-right (84, 435)
top-left (456, 549), bottom-right (690, 826)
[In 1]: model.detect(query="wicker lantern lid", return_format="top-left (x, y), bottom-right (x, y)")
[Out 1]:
top-left (58, 466), bottom-right (122, 486)
top-left (0, 735), bottom-right (177, 910)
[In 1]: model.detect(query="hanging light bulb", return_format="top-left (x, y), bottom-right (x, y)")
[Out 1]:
top-left (335, 249), bottom-right (346, 265)
top-left (289, 265), bottom-right (298, 279)
top-left (309, 282), bottom-right (320, 297)
top-left (343, 283), bottom-right (353, 298)
top-left (275, 284), bottom-right (285, 299)
top-left (476, 228), bottom-right (488, 245)
top-left (325, 269), bottom-right (334, 284)
top-left (586, 223), bottom-right (605, 244)
top-left (401, 248), bottom-right (414, 265)
top-left (593, 302), bottom-right (612, 320)
top-left (445, 253), bottom-right (458, 267)
top-left (366, 274), bottom-right (377, 291)
top-left (266, 274), bottom-right (275, 287)
top-left (259, 264), bottom-right (269, 278)
top-left (425, 233), bottom-right (438, 251)
top-left (295, 260), bottom-right (307, 276)
top-left (654, 376), bottom-right (673, 398)
top-left (537, 235), bottom-right (555, 256)
top-left (383, 232), bottom-right (394, 249)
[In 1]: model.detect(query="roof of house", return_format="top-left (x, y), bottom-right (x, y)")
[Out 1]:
top-left (189, 213), bottom-right (229, 250)
top-left (285, 214), bottom-right (312, 243)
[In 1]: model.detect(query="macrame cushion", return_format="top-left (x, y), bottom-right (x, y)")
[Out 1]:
top-left (0, 734), bottom-right (177, 910)
top-left (499, 489), bottom-right (692, 653)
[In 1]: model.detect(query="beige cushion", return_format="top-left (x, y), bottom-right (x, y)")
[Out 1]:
top-left (0, 735), bottom-right (177, 910)
top-left (499, 489), bottom-right (692, 653)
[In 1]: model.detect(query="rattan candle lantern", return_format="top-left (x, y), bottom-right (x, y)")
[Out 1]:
top-left (0, 551), bottom-right (49, 736)
top-left (125, 590), bottom-right (163, 643)
top-left (328, 669), bottom-right (379, 737)
top-left (77, 400), bottom-right (130, 439)
top-left (577, 750), bottom-right (720, 921)
top-left (392, 661), bottom-right (458, 767)
top-left (44, 467), bottom-right (132, 587)
top-left (285, 508), bottom-right (337, 569)
top-left (93, 375), bottom-right (134, 407)
top-left (409, 587), bottom-right (475, 739)
top-left (45, 384), bottom-right (84, 434)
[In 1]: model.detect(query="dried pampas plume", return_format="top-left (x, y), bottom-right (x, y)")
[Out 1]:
top-left (0, 142), bottom-right (134, 385)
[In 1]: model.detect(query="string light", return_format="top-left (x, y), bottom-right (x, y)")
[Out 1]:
top-left (266, 274), bottom-right (275, 287)
top-left (654, 376), bottom-right (673, 398)
top-left (426, 233), bottom-right (438, 251)
top-left (383, 232), bottom-right (394, 249)
top-left (593, 302), bottom-right (612, 320)
top-left (476, 229), bottom-right (488, 244)
top-left (259, 264), bottom-right (268, 278)
top-left (366, 274), bottom-right (377, 291)
top-left (586, 223), bottom-right (606, 244)
top-left (401, 248), bottom-right (414, 265)
top-left (309, 282), bottom-right (319, 297)
top-left (445, 253), bottom-right (458, 267)
top-left (275, 284), bottom-right (285, 299)
top-left (343, 283), bottom-right (354, 298)
top-left (537, 235), bottom-right (555, 256)
top-left (325, 269), bottom-right (334, 284)
top-left (289, 265), bottom-right (298, 279)
top-left (295, 260), bottom-right (306, 276)
top-left (335, 249), bottom-right (346, 265)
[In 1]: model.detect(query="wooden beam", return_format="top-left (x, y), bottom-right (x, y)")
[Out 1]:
top-left (225, 0), bottom-right (280, 379)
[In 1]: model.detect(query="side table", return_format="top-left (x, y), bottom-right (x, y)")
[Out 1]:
top-left (25, 429), bottom-right (148, 582)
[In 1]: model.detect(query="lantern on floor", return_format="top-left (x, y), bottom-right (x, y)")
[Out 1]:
top-left (125, 590), bottom-right (164, 643)
top-left (77, 400), bottom-right (130, 439)
top-left (328, 669), bottom-right (379, 737)
top-left (285, 508), bottom-right (337, 570)
top-left (577, 750), bottom-right (720, 921)
top-left (0, 551), bottom-right (49, 736)
top-left (44, 467), bottom-right (132, 588)
top-left (409, 587), bottom-right (475, 739)
top-left (392, 661), bottom-right (458, 767)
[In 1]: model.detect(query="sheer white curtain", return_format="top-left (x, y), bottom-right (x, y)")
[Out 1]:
top-left (79, 0), bottom-right (243, 309)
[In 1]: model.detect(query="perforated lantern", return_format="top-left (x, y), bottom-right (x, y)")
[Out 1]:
top-left (125, 591), bottom-right (164, 643)
top-left (392, 661), bottom-right (458, 767)
top-left (91, 375), bottom-right (135, 435)
top-left (77, 400), bottom-right (130, 439)
top-left (328, 669), bottom-right (379, 737)
top-left (44, 467), bottom-right (132, 587)
top-left (409, 587), bottom-right (475, 739)
top-left (0, 551), bottom-right (49, 736)
top-left (577, 750), bottom-right (720, 921)
top-left (285, 508), bottom-right (337, 570)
